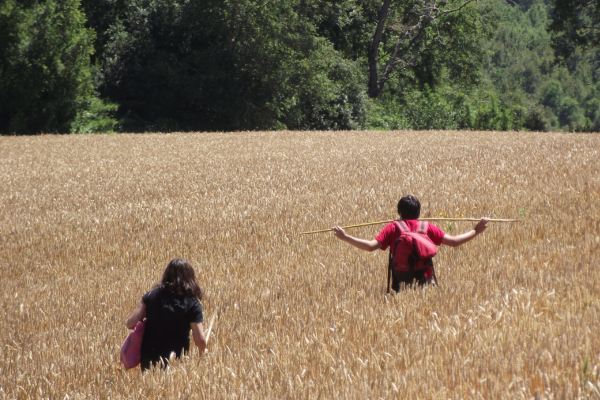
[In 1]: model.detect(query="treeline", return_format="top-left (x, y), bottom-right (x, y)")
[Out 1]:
top-left (1, 0), bottom-right (598, 134)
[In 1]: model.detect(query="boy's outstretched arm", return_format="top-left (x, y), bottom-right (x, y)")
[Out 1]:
top-left (332, 226), bottom-right (382, 252)
top-left (441, 217), bottom-right (490, 247)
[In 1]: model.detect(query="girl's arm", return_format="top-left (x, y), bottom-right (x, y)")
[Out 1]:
top-left (191, 322), bottom-right (208, 354)
top-left (126, 300), bottom-right (146, 329)
top-left (332, 226), bottom-right (382, 252)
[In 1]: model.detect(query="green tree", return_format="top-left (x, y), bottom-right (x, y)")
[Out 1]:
top-left (542, 80), bottom-right (564, 109)
top-left (0, 0), bottom-right (96, 134)
top-left (558, 96), bottom-right (584, 128)
top-left (549, 0), bottom-right (600, 62)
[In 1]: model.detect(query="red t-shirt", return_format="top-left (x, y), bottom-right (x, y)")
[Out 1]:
top-left (375, 220), bottom-right (445, 279)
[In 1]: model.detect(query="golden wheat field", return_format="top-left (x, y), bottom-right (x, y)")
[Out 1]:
top-left (1, 130), bottom-right (600, 399)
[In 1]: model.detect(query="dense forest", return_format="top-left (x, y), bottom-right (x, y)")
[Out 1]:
top-left (1, 0), bottom-right (599, 134)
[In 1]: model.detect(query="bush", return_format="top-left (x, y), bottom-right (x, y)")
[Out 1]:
top-left (71, 97), bottom-right (119, 133)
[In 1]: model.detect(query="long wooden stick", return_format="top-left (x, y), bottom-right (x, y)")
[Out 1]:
top-left (299, 218), bottom-right (521, 235)
top-left (205, 308), bottom-right (218, 344)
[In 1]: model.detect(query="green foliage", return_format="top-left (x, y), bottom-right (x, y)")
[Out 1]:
top-left (558, 96), bottom-right (584, 128)
top-left (0, 0), bottom-right (96, 134)
top-left (298, 0), bottom-right (380, 61)
top-left (549, 0), bottom-right (600, 62)
top-left (92, 0), bottom-right (367, 132)
top-left (367, 0), bottom-right (600, 132)
top-left (581, 84), bottom-right (600, 131)
top-left (3, 0), bottom-right (599, 133)
top-left (377, 0), bottom-right (484, 94)
top-left (79, 0), bottom-right (128, 64)
top-left (71, 97), bottom-right (119, 133)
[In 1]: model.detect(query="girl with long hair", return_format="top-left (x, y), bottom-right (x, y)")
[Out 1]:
top-left (126, 259), bottom-right (208, 370)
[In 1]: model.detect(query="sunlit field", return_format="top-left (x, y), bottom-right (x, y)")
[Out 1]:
top-left (1, 131), bottom-right (599, 399)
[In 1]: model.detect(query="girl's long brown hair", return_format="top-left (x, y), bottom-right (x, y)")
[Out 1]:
top-left (154, 259), bottom-right (203, 300)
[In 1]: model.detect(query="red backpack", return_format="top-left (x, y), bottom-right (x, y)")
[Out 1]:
top-left (387, 220), bottom-right (438, 291)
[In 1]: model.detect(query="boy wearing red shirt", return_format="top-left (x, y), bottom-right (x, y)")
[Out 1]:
top-left (332, 195), bottom-right (490, 291)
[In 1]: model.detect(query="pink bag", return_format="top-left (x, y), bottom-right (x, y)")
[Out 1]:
top-left (120, 321), bottom-right (145, 369)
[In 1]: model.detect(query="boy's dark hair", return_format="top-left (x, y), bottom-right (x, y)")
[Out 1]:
top-left (397, 195), bottom-right (421, 220)
top-left (154, 258), bottom-right (204, 300)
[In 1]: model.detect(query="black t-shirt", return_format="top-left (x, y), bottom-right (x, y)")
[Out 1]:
top-left (140, 288), bottom-right (204, 363)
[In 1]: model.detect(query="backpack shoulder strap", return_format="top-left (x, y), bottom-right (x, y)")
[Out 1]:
top-left (415, 220), bottom-right (428, 234)
top-left (395, 220), bottom-right (409, 232)
top-left (388, 221), bottom-right (405, 294)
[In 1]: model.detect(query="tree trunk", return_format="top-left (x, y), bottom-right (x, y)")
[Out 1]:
top-left (367, 0), bottom-right (476, 99)
top-left (368, 0), bottom-right (393, 98)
